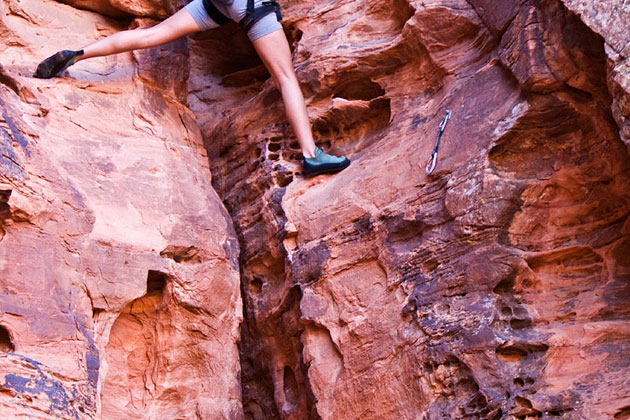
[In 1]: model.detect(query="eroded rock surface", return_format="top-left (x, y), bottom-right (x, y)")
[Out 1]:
top-left (559, 0), bottom-right (630, 149)
top-left (1, 0), bottom-right (629, 419)
top-left (188, 0), bottom-right (630, 419)
top-left (0, 1), bottom-right (242, 419)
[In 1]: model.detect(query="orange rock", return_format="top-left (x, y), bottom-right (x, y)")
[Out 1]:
top-left (193, 0), bottom-right (630, 419)
top-left (1, 0), bottom-right (630, 419)
top-left (0, 0), bottom-right (242, 418)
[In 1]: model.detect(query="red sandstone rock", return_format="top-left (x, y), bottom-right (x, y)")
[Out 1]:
top-left (191, 0), bottom-right (630, 419)
top-left (0, 0), bottom-right (242, 418)
top-left (1, 0), bottom-right (630, 419)
top-left (56, 0), bottom-right (181, 19)
top-left (558, 0), bottom-right (630, 150)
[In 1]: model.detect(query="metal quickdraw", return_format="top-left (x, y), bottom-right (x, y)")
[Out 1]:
top-left (425, 110), bottom-right (451, 175)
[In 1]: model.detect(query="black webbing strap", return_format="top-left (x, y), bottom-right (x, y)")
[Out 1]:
top-left (239, 0), bottom-right (282, 32)
top-left (202, 0), bottom-right (231, 25)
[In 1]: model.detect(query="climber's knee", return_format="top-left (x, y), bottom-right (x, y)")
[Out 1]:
top-left (252, 29), bottom-right (296, 88)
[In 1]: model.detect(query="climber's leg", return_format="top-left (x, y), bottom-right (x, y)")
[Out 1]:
top-left (81, 8), bottom-right (201, 60)
top-left (252, 29), bottom-right (316, 157)
top-left (252, 29), bottom-right (350, 175)
top-left (35, 7), bottom-right (201, 79)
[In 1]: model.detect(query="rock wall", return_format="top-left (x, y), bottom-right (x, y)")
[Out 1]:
top-left (558, 0), bottom-right (630, 150)
top-left (0, 0), bottom-right (629, 419)
top-left (0, 0), bottom-right (242, 419)
top-left (188, 0), bottom-right (630, 419)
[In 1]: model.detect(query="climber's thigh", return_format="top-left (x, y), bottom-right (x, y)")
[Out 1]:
top-left (145, 7), bottom-right (203, 46)
top-left (183, 0), bottom-right (222, 32)
top-left (247, 11), bottom-right (283, 41)
top-left (252, 29), bottom-right (295, 85)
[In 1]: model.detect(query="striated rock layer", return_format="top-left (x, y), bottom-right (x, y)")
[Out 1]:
top-left (0, 0), bottom-right (242, 419)
top-left (188, 0), bottom-right (630, 419)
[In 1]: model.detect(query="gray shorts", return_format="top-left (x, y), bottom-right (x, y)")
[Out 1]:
top-left (184, 0), bottom-right (282, 41)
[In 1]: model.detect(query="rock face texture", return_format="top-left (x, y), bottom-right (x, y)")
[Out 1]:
top-left (559, 0), bottom-right (630, 150)
top-left (0, 0), bottom-right (242, 419)
top-left (1, 0), bottom-right (629, 419)
top-left (189, 0), bottom-right (630, 419)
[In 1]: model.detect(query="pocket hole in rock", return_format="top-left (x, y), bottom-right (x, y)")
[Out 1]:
top-left (0, 189), bottom-right (10, 214)
top-left (147, 270), bottom-right (167, 295)
top-left (275, 172), bottom-right (293, 188)
top-left (493, 276), bottom-right (515, 294)
top-left (0, 190), bottom-right (11, 241)
top-left (283, 366), bottom-right (299, 406)
top-left (614, 406), bottom-right (630, 419)
top-left (496, 341), bottom-right (549, 362)
top-left (510, 318), bottom-right (532, 329)
top-left (311, 98), bottom-right (391, 152)
top-left (160, 245), bottom-right (204, 264)
top-left (489, 409), bottom-right (503, 420)
top-left (0, 325), bottom-right (14, 352)
top-left (332, 78), bottom-right (385, 101)
top-left (250, 278), bottom-right (263, 294)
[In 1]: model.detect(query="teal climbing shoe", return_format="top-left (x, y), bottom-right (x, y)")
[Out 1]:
top-left (303, 147), bottom-right (351, 177)
top-left (35, 50), bottom-right (84, 79)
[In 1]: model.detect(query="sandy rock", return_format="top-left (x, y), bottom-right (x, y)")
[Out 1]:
top-left (1, 0), bottom-right (630, 418)
top-left (189, 0), bottom-right (630, 419)
top-left (558, 0), bottom-right (630, 149)
top-left (56, 0), bottom-right (184, 19)
top-left (0, 0), bottom-right (242, 419)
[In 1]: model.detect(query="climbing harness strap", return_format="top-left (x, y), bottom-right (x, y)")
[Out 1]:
top-left (425, 110), bottom-right (451, 175)
top-left (202, 0), bottom-right (231, 25)
top-left (201, 0), bottom-right (283, 30)
top-left (240, 0), bottom-right (283, 32)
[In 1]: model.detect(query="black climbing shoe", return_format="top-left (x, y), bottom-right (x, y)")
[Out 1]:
top-left (303, 147), bottom-right (351, 177)
top-left (34, 50), bottom-right (84, 79)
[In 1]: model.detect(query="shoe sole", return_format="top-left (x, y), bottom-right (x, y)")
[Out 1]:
top-left (303, 160), bottom-right (351, 177)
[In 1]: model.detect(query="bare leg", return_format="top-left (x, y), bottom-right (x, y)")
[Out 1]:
top-left (75, 8), bottom-right (201, 63)
top-left (252, 30), bottom-right (317, 158)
